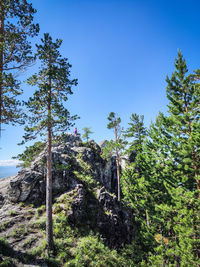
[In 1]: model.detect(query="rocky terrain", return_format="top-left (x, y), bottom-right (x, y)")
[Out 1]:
top-left (0, 134), bottom-right (135, 266)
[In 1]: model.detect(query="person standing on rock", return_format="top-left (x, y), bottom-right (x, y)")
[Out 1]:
top-left (74, 127), bottom-right (78, 136)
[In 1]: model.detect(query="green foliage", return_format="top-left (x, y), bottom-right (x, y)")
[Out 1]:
top-left (31, 216), bottom-right (46, 230)
top-left (103, 113), bottom-right (127, 160)
top-left (102, 139), bottom-right (127, 160)
top-left (1, 0), bottom-right (39, 127)
top-left (0, 257), bottom-right (13, 267)
top-left (22, 33), bottom-right (78, 143)
top-left (22, 236), bottom-right (38, 249)
top-left (64, 235), bottom-right (130, 267)
top-left (107, 112), bottom-right (121, 130)
top-left (30, 239), bottom-right (47, 257)
top-left (13, 141), bottom-right (45, 168)
top-left (0, 221), bottom-right (10, 232)
top-left (123, 113), bottom-right (147, 154)
top-left (35, 205), bottom-right (45, 218)
top-left (11, 224), bottom-right (28, 238)
top-left (147, 187), bottom-right (200, 266)
top-left (82, 127), bottom-right (93, 142)
top-left (74, 152), bottom-right (100, 189)
top-left (121, 51), bottom-right (200, 265)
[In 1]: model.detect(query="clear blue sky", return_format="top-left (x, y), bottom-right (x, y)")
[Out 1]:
top-left (1, 0), bottom-right (200, 165)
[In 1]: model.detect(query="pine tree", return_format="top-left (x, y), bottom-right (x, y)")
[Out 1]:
top-left (164, 50), bottom-right (200, 196)
top-left (13, 141), bottom-right (45, 168)
top-left (0, 0), bottom-right (39, 133)
top-left (82, 127), bottom-right (93, 142)
top-left (106, 112), bottom-right (125, 201)
top-left (124, 113), bottom-right (146, 154)
top-left (142, 51), bottom-right (200, 265)
top-left (121, 113), bottom-right (154, 259)
top-left (22, 33), bottom-right (78, 253)
top-left (122, 52), bottom-right (200, 265)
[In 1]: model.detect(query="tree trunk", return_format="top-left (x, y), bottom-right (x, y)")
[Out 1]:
top-left (46, 120), bottom-right (54, 253)
top-left (46, 76), bottom-right (54, 253)
top-left (0, 0), bottom-right (4, 135)
top-left (115, 124), bottom-right (121, 201)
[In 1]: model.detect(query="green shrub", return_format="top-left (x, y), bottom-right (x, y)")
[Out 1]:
top-left (35, 205), bottom-right (45, 219)
top-left (11, 224), bottom-right (28, 238)
top-left (64, 236), bottom-right (130, 267)
top-left (0, 257), bottom-right (14, 267)
top-left (0, 221), bottom-right (10, 232)
top-left (30, 239), bottom-right (46, 257)
top-left (31, 216), bottom-right (46, 230)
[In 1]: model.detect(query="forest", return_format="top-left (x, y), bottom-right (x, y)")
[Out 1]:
top-left (0, 0), bottom-right (200, 266)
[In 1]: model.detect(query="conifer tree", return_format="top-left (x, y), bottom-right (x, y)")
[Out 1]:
top-left (82, 127), bottom-right (93, 142)
top-left (124, 113), bottom-right (146, 154)
top-left (122, 52), bottom-right (200, 264)
top-left (106, 112), bottom-right (124, 201)
top-left (164, 50), bottom-right (200, 196)
top-left (121, 114), bottom-right (152, 241)
top-left (142, 51), bottom-right (200, 265)
top-left (22, 33), bottom-right (78, 253)
top-left (0, 0), bottom-right (39, 133)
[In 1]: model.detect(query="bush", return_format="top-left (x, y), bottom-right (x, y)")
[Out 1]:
top-left (64, 236), bottom-right (130, 267)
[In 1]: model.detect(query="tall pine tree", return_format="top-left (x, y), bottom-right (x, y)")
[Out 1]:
top-left (0, 0), bottom-right (39, 133)
top-left (143, 51), bottom-right (200, 265)
top-left (165, 50), bottom-right (200, 196)
top-left (106, 112), bottom-right (124, 201)
top-left (22, 33), bottom-right (78, 253)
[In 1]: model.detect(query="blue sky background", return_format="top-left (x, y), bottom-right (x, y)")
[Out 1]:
top-left (1, 0), bottom-right (200, 165)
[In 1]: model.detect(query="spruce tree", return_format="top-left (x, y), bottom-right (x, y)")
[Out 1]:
top-left (0, 0), bottom-right (39, 132)
top-left (22, 33), bottom-right (78, 253)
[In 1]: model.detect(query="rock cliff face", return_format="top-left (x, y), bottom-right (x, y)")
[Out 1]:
top-left (0, 134), bottom-right (135, 250)
top-left (7, 134), bottom-right (117, 204)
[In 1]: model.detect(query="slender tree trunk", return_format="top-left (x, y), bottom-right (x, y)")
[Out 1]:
top-left (46, 121), bottom-right (53, 253)
top-left (0, 0), bottom-right (4, 135)
top-left (46, 78), bottom-right (54, 253)
top-left (115, 124), bottom-right (121, 201)
top-left (145, 209), bottom-right (149, 227)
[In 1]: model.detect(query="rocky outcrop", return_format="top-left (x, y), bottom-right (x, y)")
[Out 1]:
top-left (5, 134), bottom-right (118, 204)
top-left (0, 133), bottom-right (136, 250)
top-left (60, 184), bottom-right (134, 248)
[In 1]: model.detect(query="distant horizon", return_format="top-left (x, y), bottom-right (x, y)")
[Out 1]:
top-left (0, 159), bottom-right (20, 167)
top-left (0, 166), bottom-right (20, 178)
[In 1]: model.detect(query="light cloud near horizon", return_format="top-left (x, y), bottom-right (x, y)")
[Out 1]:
top-left (0, 159), bottom-right (20, 167)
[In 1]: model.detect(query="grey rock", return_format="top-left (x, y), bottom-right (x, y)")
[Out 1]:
top-left (67, 184), bottom-right (134, 248)
top-left (7, 169), bottom-right (42, 203)
top-left (6, 133), bottom-right (119, 204)
top-left (98, 139), bottom-right (107, 149)
top-left (0, 193), bottom-right (4, 208)
top-left (0, 133), bottom-right (135, 248)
